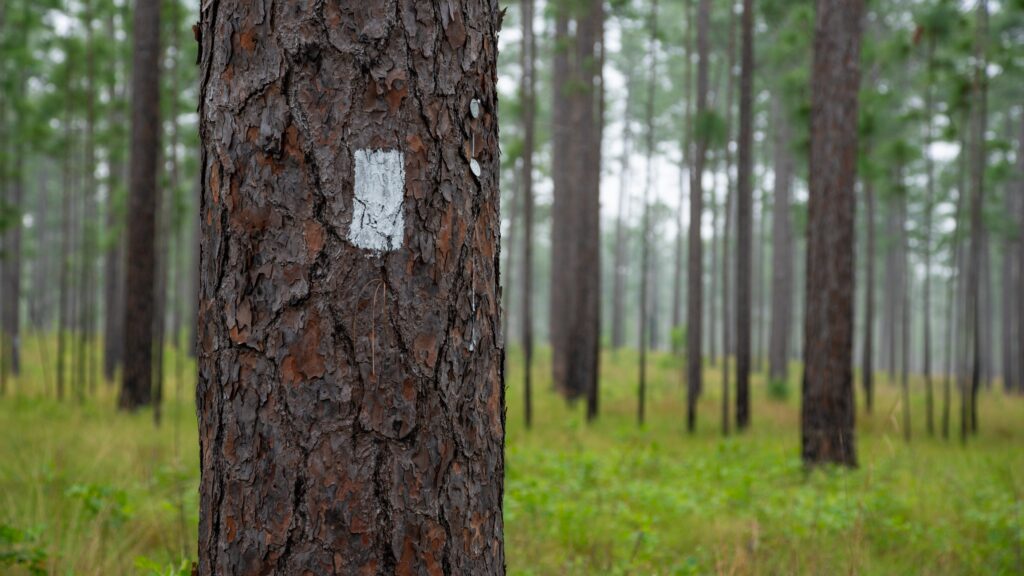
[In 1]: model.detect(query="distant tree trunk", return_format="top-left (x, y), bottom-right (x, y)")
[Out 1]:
top-left (57, 43), bottom-right (74, 402)
top-left (922, 56), bottom-right (936, 434)
top-left (980, 232), bottom-right (993, 393)
top-left (521, 0), bottom-right (537, 428)
top-left (1001, 171), bottom-right (1017, 393)
top-left (899, 190), bottom-right (911, 443)
top-left (766, 99), bottom-right (793, 392)
top-left (550, 5), bottom-right (571, 395)
top-left (735, 0), bottom-right (754, 432)
top-left (611, 77), bottom-right (635, 351)
top-left (882, 207), bottom-right (899, 383)
top-left (963, 0), bottom-right (988, 442)
top-left (639, 0), bottom-right (659, 426)
top-left (78, 5), bottom-right (98, 398)
top-left (755, 162), bottom-right (770, 372)
top-left (120, 0), bottom-right (160, 411)
top-left (196, 2), bottom-right (505, 572)
top-left (585, 0), bottom-right (605, 420)
top-left (2, 135), bottom-right (24, 381)
top-left (1017, 107), bottom-right (1024, 395)
top-left (709, 161), bottom-right (719, 367)
top-left (943, 120), bottom-right (969, 439)
top-left (802, 0), bottom-right (864, 467)
top-left (862, 158), bottom-right (876, 413)
top-left (31, 164), bottom-right (50, 336)
top-left (102, 182), bottom-right (125, 382)
top-left (673, 0), bottom-right (696, 346)
top-left (720, 1), bottom-right (737, 436)
top-left (687, 0), bottom-right (711, 433)
top-left (551, 0), bottom-right (602, 405)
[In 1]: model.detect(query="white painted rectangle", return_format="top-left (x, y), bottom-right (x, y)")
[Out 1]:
top-left (350, 149), bottom-right (406, 253)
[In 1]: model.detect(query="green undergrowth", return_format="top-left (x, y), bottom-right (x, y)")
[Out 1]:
top-left (0, 336), bottom-right (1021, 574)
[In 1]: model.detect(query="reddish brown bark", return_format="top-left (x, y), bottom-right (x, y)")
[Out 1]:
top-left (801, 0), bottom-right (864, 467)
top-left (196, 2), bottom-right (505, 573)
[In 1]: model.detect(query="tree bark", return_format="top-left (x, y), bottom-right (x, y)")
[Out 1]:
top-left (196, 2), bottom-right (505, 573)
top-left (802, 0), bottom-right (864, 467)
top-left (120, 0), bottom-right (160, 411)
top-left (687, 0), bottom-right (711, 433)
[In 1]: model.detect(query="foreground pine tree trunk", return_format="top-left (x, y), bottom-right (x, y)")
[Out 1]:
top-left (801, 0), bottom-right (864, 467)
top-left (196, 2), bottom-right (505, 573)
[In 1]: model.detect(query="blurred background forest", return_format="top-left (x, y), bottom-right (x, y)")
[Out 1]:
top-left (1, 0), bottom-right (1023, 574)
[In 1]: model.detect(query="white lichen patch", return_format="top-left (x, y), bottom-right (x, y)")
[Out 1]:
top-left (350, 149), bottom-right (406, 253)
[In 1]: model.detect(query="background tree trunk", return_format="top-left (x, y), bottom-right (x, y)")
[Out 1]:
top-left (735, 0), bottom-right (754, 431)
top-left (963, 0), bottom-right (988, 441)
top-left (768, 97), bottom-right (794, 388)
top-left (611, 76), bottom-right (635, 351)
top-left (521, 0), bottom-right (537, 428)
top-left (801, 0), bottom-right (864, 467)
top-left (687, 0), bottom-right (711, 433)
top-left (639, 0), bottom-right (658, 426)
top-left (196, 2), bottom-right (505, 573)
top-left (120, 0), bottom-right (160, 411)
top-left (862, 161), bottom-right (875, 413)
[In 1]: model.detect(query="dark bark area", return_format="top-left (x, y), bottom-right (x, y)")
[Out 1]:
top-left (735, 0), bottom-right (754, 431)
top-left (197, 1), bottom-right (505, 573)
top-left (801, 0), bottom-right (864, 467)
top-left (120, 0), bottom-right (160, 410)
top-left (687, 0), bottom-right (711, 433)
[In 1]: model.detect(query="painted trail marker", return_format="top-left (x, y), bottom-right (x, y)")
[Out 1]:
top-left (351, 149), bottom-right (405, 253)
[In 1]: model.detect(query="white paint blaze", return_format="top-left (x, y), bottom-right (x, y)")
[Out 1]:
top-left (351, 149), bottom-right (406, 252)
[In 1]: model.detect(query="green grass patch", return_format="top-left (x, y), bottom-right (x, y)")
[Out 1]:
top-left (1, 336), bottom-right (1022, 574)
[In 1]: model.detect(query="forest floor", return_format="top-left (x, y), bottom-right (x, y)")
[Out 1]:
top-left (0, 338), bottom-right (1022, 575)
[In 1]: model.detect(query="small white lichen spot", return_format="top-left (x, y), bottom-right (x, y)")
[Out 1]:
top-left (351, 149), bottom-right (406, 253)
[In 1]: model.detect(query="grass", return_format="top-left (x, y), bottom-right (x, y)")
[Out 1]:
top-left (1, 335), bottom-right (1022, 575)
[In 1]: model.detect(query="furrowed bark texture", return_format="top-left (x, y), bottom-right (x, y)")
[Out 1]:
top-left (120, 0), bottom-right (160, 410)
top-left (196, 2), bottom-right (505, 574)
top-left (801, 0), bottom-right (863, 467)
